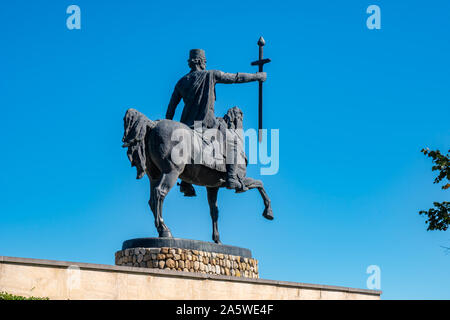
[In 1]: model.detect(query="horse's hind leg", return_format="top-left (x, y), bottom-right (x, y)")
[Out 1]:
top-left (258, 187), bottom-right (274, 220)
top-left (242, 177), bottom-right (274, 220)
top-left (150, 170), bottom-right (179, 237)
top-left (148, 177), bottom-right (162, 234)
top-left (207, 187), bottom-right (221, 244)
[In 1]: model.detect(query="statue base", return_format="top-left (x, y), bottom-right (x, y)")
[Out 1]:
top-left (115, 238), bottom-right (259, 279)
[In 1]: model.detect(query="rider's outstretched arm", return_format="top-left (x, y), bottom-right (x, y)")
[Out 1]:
top-left (166, 87), bottom-right (181, 120)
top-left (214, 70), bottom-right (266, 84)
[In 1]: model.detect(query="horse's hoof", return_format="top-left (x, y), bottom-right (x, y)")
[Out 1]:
top-left (263, 208), bottom-right (274, 220)
top-left (159, 230), bottom-right (173, 238)
top-left (234, 187), bottom-right (248, 194)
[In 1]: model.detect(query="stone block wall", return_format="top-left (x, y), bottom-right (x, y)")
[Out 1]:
top-left (115, 247), bottom-right (259, 279)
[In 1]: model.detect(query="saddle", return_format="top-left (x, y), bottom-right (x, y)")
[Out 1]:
top-left (188, 117), bottom-right (247, 176)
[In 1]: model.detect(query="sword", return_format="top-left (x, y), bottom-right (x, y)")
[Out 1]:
top-left (251, 36), bottom-right (271, 142)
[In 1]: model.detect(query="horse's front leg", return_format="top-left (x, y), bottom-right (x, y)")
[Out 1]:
top-left (150, 171), bottom-right (179, 237)
top-left (242, 177), bottom-right (274, 220)
top-left (207, 187), bottom-right (221, 244)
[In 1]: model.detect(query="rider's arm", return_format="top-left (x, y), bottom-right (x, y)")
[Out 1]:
top-left (166, 86), bottom-right (181, 120)
top-left (214, 70), bottom-right (266, 84)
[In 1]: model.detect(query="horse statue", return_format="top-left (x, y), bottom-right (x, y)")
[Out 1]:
top-left (122, 107), bottom-right (273, 244)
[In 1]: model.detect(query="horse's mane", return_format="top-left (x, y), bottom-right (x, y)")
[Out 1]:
top-left (223, 106), bottom-right (243, 129)
top-left (122, 109), bottom-right (157, 179)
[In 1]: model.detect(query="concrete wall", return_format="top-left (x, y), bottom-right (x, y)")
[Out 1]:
top-left (0, 256), bottom-right (381, 300)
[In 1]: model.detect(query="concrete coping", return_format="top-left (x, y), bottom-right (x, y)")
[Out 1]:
top-left (0, 256), bottom-right (382, 296)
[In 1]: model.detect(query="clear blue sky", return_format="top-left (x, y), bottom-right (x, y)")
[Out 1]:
top-left (1, 0), bottom-right (449, 299)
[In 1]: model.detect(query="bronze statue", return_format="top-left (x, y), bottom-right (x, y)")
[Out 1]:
top-left (122, 41), bottom-right (273, 244)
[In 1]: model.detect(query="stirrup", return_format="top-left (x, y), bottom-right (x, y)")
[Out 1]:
top-left (178, 182), bottom-right (196, 197)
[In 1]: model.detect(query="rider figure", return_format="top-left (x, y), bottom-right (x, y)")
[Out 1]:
top-left (166, 49), bottom-right (266, 196)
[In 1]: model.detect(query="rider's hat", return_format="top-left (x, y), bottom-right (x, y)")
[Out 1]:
top-left (188, 49), bottom-right (206, 62)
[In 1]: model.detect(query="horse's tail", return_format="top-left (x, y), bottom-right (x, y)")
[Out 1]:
top-left (122, 108), bottom-right (157, 179)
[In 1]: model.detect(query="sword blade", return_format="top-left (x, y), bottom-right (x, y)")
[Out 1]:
top-left (258, 43), bottom-right (263, 142)
top-left (251, 37), bottom-right (270, 143)
top-left (259, 78), bottom-right (263, 142)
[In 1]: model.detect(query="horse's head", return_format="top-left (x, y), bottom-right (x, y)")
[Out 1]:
top-left (224, 106), bottom-right (243, 130)
top-left (122, 108), bottom-right (142, 147)
top-left (122, 108), bottom-right (156, 179)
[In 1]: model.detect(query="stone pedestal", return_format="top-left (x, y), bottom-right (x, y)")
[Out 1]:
top-left (115, 238), bottom-right (259, 279)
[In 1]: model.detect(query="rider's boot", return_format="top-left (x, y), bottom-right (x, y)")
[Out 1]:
top-left (225, 164), bottom-right (248, 193)
top-left (179, 181), bottom-right (196, 197)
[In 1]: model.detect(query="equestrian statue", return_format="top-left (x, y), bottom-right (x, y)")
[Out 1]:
top-left (122, 41), bottom-right (273, 244)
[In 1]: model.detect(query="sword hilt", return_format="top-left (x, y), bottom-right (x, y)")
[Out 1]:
top-left (251, 37), bottom-right (271, 69)
top-left (250, 58), bottom-right (271, 67)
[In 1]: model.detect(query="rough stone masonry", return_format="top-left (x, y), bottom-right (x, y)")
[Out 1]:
top-left (115, 247), bottom-right (259, 279)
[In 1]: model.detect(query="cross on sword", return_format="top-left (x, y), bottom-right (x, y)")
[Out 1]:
top-left (251, 36), bottom-right (271, 142)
